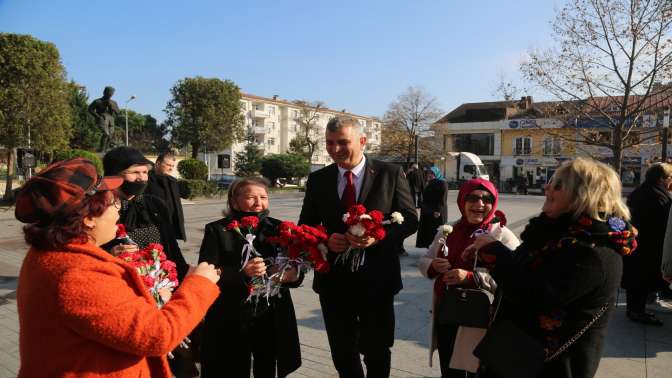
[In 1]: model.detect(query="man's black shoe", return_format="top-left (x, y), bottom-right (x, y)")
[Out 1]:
top-left (627, 311), bottom-right (664, 326)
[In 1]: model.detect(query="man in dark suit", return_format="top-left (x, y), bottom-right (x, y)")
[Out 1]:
top-left (145, 152), bottom-right (186, 241)
top-left (299, 116), bottom-right (418, 377)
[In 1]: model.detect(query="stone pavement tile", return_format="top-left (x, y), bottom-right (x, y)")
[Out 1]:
top-left (595, 357), bottom-right (646, 378)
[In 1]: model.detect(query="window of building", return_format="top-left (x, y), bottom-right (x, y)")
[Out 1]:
top-left (453, 133), bottom-right (495, 155)
top-left (240, 102), bottom-right (246, 110)
top-left (543, 137), bottom-right (561, 156)
top-left (268, 138), bottom-right (275, 146)
top-left (269, 122), bottom-right (275, 130)
top-left (514, 137), bottom-right (532, 155)
top-left (292, 110), bottom-right (299, 119)
top-left (254, 103), bottom-right (263, 111)
top-left (268, 106), bottom-right (275, 116)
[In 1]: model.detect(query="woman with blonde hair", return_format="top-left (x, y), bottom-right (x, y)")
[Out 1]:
top-left (466, 158), bottom-right (637, 378)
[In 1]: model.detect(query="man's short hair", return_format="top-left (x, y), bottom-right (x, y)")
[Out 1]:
top-left (644, 162), bottom-right (672, 184)
top-left (326, 116), bottom-right (363, 135)
top-left (156, 152), bottom-right (176, 164)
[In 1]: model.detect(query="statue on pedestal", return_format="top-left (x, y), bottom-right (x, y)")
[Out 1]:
top-left (88, 86), bottom-right (120, 152)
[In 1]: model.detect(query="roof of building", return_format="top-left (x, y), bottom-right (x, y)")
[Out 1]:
top-left (241, 92), bottom-right (381, 122)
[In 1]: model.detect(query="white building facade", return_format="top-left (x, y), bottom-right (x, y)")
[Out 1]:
top-left (201, 93), bottom-right (381, 176)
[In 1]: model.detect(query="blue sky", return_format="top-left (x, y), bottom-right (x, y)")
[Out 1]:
top-left (0, 0), bottom-right (558, 121)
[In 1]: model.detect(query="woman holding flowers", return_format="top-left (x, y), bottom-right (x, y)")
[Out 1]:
top-left (198, 177), bottom-right (302, 378)
top-left (15, 158), bottom-right (220, 378)
top-left (418, 178), bottom-right (520, 377)
top-left (466, 158), bottom-right (637, 378)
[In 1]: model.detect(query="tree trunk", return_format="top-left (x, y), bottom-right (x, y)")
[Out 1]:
top-left (191, 142), bottom-right (200, 159)
top-left (612, 124), bottom-right (623, 176)
top-left (3, 149), bottom-right (15, 201)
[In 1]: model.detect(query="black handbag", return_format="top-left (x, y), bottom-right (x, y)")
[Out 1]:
top-left (435, 254), bottom-right (495, 328)
top-left (436, 287), bottom-right (494, 328)
top-left (474, 303), bottom-right (610, 378)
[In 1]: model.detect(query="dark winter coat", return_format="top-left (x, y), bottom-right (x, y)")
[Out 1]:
top-left (623, 182), bottom-right (671, 291)
top-left (416, 178), bottom-right (448, 248)
top-left (480, 213), bottom-right (637, 378)
top-left (145, 170), bottom-right (186, 241)
top-left (198, 213), bottom-right (302, 378)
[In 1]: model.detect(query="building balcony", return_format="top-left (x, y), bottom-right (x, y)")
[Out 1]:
top-left (253, 109), bottom-right (267, 118)
top-left (254, 125), bottom-right (269, 134)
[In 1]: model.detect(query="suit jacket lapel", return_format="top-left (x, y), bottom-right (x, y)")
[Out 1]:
top-left (326, 164), bottom-right (343, 212)
top-left (358, 158), bottom-right (376, 204)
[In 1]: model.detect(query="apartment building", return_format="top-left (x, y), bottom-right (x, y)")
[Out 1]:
top-left (434, 96), bottom-right (667, 193)
top-left (201, 93), bottom-right (382, 176)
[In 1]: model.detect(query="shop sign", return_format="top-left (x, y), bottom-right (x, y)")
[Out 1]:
top-left (508, 119), bottom-right (538, 129)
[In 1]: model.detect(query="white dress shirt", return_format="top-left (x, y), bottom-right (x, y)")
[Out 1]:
top-left (337, 156), bottom-right (366, 201)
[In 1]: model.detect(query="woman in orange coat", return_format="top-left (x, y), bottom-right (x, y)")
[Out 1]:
top-left (15, 158), bottom-right (221, 378)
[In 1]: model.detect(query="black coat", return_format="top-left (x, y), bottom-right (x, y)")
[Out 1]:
top-left (198, 214), bottom-right (302, 378)
top-left (482, 214), bottom-right (634, 378)
top-left (416, 178), bottom-right (448, 248)
top-left (623, 182), bottom-right (671, 291)
top-left (145, 170), bottom-right (186, 241)
top-left (407, 168), bottom-right (426, 194)
top-left (298, 158), bottom-right (419, 297)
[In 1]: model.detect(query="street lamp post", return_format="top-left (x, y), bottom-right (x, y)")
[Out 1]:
top-left (663, 107), bottom-right (670, 162)
top-left (125, 95), bottom-right (136, 146)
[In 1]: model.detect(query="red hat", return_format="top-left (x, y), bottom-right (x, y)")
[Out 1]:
top-left (15, 158), bottom-right (124, 224)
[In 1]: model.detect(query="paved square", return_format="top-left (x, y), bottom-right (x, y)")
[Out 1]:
top-left (0, 192), bottom-right (670, 377)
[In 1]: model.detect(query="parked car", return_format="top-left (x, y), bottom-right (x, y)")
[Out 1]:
top-left (211, 174), bottom-right (237, 189)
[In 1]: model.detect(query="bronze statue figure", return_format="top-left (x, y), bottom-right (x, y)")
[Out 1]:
top-left (88, 86), bottom-right (120, 152)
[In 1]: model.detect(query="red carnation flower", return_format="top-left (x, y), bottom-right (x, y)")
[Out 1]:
top-left (141, 275), bottom-right (155, 289)
top-left (240, 216), bottom-right (260, 229)
top-left (350, 204), bottom-right (366, 216)
top-left (369, 210), bottom-right (384, 223)
top-left (116, 224), bottom-right (128, 238)
top-left (227, 220), bottom-right (240, 230)
top-left (314, 260), bottom-right (330, 273)
top-left (371, 226), bottom-right (386, 241)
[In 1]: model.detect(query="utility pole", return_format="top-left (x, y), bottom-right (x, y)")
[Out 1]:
top-left (663, 107), bottom-right (670, 162)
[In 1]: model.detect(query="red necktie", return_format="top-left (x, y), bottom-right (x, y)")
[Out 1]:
top-left (342, 171), bottom-right (356, 209)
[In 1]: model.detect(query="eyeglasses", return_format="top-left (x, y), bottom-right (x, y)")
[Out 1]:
top-left (464, 194), bottom-right (495, 204)
top-left (108, 198), bottom-right (122, 209)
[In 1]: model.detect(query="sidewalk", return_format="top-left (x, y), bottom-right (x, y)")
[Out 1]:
top-left (0, 195), bottom-right (670, 377)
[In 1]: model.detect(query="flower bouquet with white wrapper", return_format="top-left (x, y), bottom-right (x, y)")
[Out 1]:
top-left (337, 204), bottom-right (405, 271)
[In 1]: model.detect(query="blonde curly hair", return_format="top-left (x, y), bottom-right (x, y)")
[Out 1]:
top-left (548, 158), bottom-right (630, 221)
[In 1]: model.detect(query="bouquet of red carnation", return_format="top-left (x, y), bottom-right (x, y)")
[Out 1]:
top-left (118, 241), bottom-right (186, 358)
top-left (227, 216), bottom-right (273, 303)
top-left (267, 221), bottom-right (331, 279)
top-left (338, 204), bottom-right (405, 271)
top-left (118, 242), bottom-right (179, 307)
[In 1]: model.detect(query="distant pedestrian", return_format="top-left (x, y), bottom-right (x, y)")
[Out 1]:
top-left (407, 163), bottom-right (426, 208)
top-left (624, 162), bottom-right (672, 325)
top-left (145, 152), bottom-right (186, 241)
top-left (416, 168), bottom-right (448, 248)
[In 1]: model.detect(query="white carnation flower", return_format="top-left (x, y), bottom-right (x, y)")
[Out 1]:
top-left (349, 223), bottom-right (367, 237)
top-left (359, 214), bottom-right (372, 221)
top-left (438, 224), bottom-right (453, 235)
top-left (390, 212), bottom-right (404, 224)
top-left (342, 213), bottom-right (350, 223)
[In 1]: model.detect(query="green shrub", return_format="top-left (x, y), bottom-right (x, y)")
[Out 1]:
top-left (260, 153), bottom-right (310, 185)
top-left (178, 179), bottom-right (220, 199)
top-left (53, 149), bottom-right (103, 174)
top-left (178, 159), bottom-right (208, 180)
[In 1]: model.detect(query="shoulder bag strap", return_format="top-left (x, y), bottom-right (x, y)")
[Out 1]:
top-left (545, 303), bottom-right (610, 362)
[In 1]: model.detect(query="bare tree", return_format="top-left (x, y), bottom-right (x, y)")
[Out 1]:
top-left (382, 86), bottom-right (443, 165)
top-left (492, 71), bottom-right (524, 101)
top-left (522, 0), bottom-right (672, 173)
top-left (288, 100), bottom-right (325, 163)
